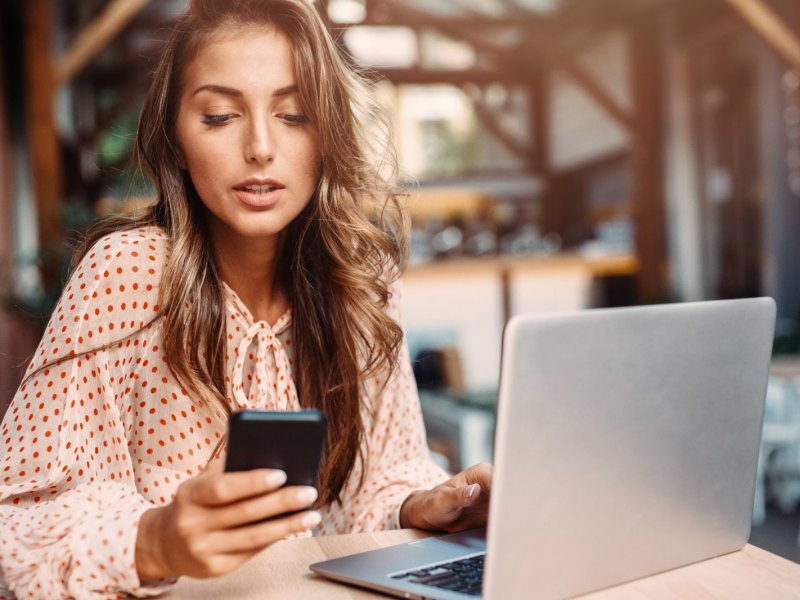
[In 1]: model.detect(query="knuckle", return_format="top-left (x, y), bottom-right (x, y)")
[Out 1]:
top-left (186, 536), bottom-right (208, 558)
top-left (239, 500), bottom-right (257, 520)
top-left (207, 479), bottom-right (227, 501)
top-left (174, 483), bottom-right (192, 505)
top-left (174, 512), bottom-right (198, 537)
top-left (247, 527), bottom-right (266, 547)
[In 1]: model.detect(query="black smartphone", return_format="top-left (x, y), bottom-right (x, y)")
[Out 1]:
top-left (224, 409), bottom-right (327, 490)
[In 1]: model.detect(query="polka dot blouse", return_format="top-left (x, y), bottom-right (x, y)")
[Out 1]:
top-left (0, 227), bottom-right (448, 599)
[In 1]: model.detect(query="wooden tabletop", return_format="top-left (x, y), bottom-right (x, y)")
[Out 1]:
top-left (164, 529), bottom-right (800, 599)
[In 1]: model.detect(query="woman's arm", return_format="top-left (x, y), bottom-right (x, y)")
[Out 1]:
top-left (0, 350), bottom-right (175, 599)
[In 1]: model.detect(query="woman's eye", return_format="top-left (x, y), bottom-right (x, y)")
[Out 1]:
top-left (279, 114), bottom-right (309, 125)
top-left (201, 114), bottom-right (234, 125)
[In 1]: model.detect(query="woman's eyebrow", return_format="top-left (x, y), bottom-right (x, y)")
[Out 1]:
top-left (192, 84), bottom-right (242, 97)
top-left (272, 84), bottom-right (299, 98)
top-left (191, 84), bottom-right (299, 98)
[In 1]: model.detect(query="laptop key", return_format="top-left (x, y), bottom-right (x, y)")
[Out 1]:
top-left (397, 554), bottom-right (486, 596)
top-left (411, 572), bottom-right (459, 585)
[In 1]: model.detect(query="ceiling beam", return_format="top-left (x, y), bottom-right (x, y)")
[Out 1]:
top-left (373, 67), bottom-right (530, 86)
top-left (726, 0), bottom-right (800, 70)
top-left (522, 20), bottom-right (634, 132)
top-left (376, 1), bottom-right (632, 131)
top-left (55, 0), bottom-right (152, 85)
top-left (469, 93), bottom-right (534, 163)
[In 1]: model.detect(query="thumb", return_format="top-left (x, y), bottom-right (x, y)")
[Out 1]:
top-left (445, 483), bottom-right (480, 511)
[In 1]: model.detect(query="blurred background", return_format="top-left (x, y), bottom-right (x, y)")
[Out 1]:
top-left (1, 0), bottom-right (800, 561)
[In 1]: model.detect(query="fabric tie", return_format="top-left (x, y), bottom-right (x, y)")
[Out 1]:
top-left (231, 322), bottom-right (298, 411)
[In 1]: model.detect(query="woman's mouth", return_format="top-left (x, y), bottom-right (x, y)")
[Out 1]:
top-left (241, 184), bottom-right (278, 194)
top-left (233, 181), bottom-right (285, 208)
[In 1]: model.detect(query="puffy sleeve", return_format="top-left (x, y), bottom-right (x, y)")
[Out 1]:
top-left (0, 228), bottom-right (174, 598)
top-left (320, 280), bottom-right (450, 534)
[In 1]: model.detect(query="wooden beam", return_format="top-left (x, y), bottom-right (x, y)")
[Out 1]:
top-left (726, 0), bottom-right (800, 70)
top-left (523, 21), bottom-right (634, 132)
top-left (629, 16), bottom-right (668, 303)
top-left (379, 1), bottom-right (522, 58)
top-left (0, 6), bottom-right (12, 276)
top-left (469, 92), bottom-right (534, 163)
top-left (55, 0), bottom-right (152, 85)
top-left (23, 0), bottom-right (63, 286)
top-left (380, 1), bottom-right (632, 131)
top-left (373, 67), bottom-right (530, 86)
top-left (530, 68), bottom-right (559, 237)
top-left (530, 68), bottom-right (551, 176)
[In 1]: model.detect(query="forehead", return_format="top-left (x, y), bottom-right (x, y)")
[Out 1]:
top-left (183, 26), bottom-right (297, 93)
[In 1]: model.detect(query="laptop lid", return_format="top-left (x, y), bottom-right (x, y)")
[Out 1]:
top-left (485, 298), bottom-right (775, 599)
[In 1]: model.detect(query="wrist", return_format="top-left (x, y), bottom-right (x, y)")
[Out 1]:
top-left (399, 490), bottom-right (427, 529)
top-left (136, 507), bottom-right (171, 582)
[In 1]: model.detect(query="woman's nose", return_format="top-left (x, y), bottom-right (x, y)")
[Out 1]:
top-left (245, 118), bottom-right (275, 165)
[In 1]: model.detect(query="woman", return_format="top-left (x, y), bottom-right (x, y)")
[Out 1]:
top-left (0, 0), bottom-right (491, 597)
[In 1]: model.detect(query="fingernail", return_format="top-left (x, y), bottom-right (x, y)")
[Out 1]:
top-left (463, 483), bottom-right (479, 499)
top-left (302, 511), bottom-right (322, 528)
top-left (297, 487), bottom-right (318, 503)
top-left (266, 470), bottom-right (287, 487)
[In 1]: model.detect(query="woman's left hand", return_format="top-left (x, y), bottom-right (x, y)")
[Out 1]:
top-left (399, 463), bottom-right (492, 532)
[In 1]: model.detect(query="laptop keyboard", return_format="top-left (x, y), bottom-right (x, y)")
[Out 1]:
top-left (390, 553), bottom-right (485, 596)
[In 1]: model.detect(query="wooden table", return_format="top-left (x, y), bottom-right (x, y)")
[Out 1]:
top-left (164, 529), bottom-right (800, 599)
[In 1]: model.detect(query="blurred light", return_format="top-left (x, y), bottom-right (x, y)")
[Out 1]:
top-left (419, 30), bottom-right (476, 70)
top-left (513, 0), bottom-right (561, 14)
top-left (782, 69), bottom-right (800, 92)
top-left (484, 84), bottom-right (508, 108)
top-left (344, 26), bottom-right (418, 68)
top-left (328, 0), bottom-right (366, 24)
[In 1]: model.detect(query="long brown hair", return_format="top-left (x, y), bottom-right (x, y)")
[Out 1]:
top-left (78, 0), bottom-right (408, 506)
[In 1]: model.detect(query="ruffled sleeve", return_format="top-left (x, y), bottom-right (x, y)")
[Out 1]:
top-left (319, 280), bottom-right (450, 533)
top-left (0, 228), bottom-right (175, 598)
top-left (24, 228), bottom-right (167, 378)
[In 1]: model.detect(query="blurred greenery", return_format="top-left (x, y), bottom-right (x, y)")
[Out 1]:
top-left (2, 199), bottom-right (100, 326)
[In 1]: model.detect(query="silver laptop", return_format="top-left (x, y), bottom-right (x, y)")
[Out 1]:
top-left (311, 298), bottom-right (776, 599)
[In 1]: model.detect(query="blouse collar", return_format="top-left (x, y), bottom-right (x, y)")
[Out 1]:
top-left (220, 280), bottom-right (292, 335)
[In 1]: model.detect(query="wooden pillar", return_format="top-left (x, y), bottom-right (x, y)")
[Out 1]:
top-left (531, 67), bottom-right (557, 237)
top-left (0, 6), bottom-right (12, 272)
top-left (630, 15), bottom-right (669, 302)
top-left (23, 0), bottom-right (62, 288)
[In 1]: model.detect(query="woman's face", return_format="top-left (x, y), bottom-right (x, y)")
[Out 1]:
top-left (175, 27), bottom-right (320, 244)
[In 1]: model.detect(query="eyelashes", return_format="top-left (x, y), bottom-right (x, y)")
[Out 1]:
top-left (200, 114), bottom-right (310, 126)
top-left (280, 114), bottom-right (309, 125)
top-left (201, 114), bottom-right (233, 125)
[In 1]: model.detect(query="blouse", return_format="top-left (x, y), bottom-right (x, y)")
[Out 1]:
top-left (0, 227), bottom-right (448, 599)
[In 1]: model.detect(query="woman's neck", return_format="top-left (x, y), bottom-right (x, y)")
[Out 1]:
top-left (210, 225), bottom-right (288, 325)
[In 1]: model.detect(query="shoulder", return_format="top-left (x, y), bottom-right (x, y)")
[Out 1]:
top-left (24, 226), bottom-right (169, 378)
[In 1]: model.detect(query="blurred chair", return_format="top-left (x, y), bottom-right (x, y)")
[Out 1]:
top-left (755, 375), bottom-right (800, 547)
top-left (402, 267), bottom-right (504, 393)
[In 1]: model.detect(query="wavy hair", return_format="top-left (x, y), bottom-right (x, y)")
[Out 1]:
top-left (77, 0), bottom-right (408, 506)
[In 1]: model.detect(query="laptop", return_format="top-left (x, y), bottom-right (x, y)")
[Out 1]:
top-left (311, 298), bottom-right (776, 599)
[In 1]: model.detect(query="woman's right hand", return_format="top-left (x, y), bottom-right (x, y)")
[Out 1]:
top-left (135, 460), bottom-right (321, 581)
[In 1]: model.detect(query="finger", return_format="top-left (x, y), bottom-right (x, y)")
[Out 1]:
top-left (212, 485), bottom-right (318, 529)
top-left (462, 462), bottom-right (493, 490)
top-left (191, 469), bottom-right (287, 506)
top-left (210, 510), bottom-right (322, 553)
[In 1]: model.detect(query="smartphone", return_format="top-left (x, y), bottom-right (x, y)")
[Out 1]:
top-left (225, 409), bottom-right (327, 490)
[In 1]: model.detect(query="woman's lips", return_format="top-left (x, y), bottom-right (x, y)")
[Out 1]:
top-left (232, 186), bottom-right (285, 208)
